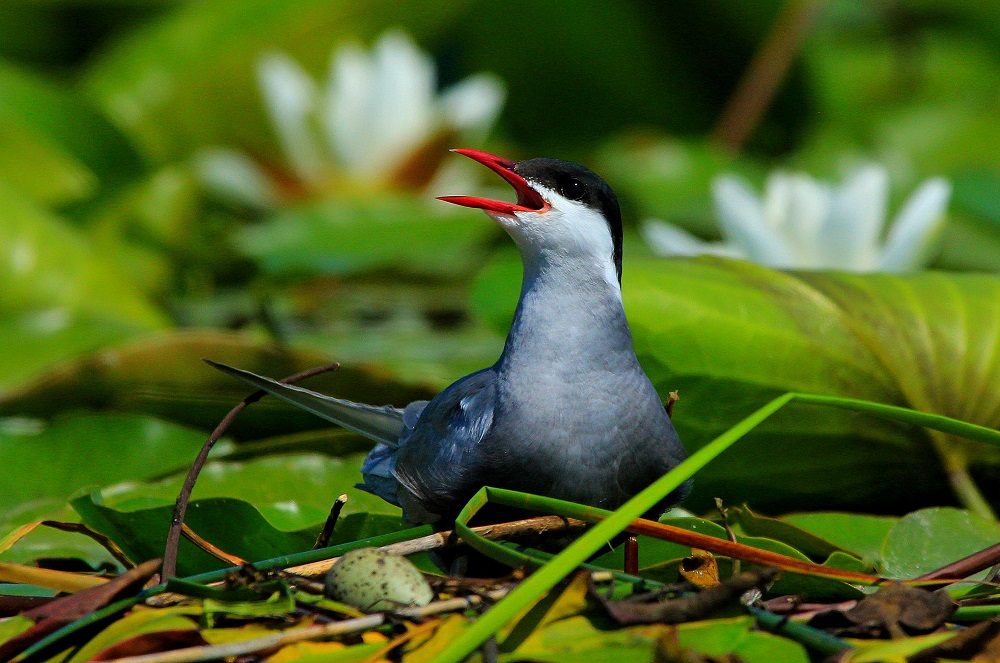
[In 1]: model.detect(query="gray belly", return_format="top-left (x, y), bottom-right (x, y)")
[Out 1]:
top-left (484, 369), bottom-right (683, 510)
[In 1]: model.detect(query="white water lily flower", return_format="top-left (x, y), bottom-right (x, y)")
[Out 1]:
top-left (643, 165), bottom-right (952, 273)
top-left (196, 30), bottom-right (505, 208)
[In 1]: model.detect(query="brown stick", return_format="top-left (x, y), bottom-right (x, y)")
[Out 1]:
top-left (915, 541), bottom-right (1000, 582)
top-left (713, 0), bottom-right (826, 151)
top-left (161, 361), bottom-right (341, 580)
top-left (314, 494), bottom-right (348, 550)
top-left (624, 536), bottom-right (639, 576)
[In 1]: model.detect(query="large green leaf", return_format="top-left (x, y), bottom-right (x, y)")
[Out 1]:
top-left (72, 494), bottom-right (317, 575)
top-left (472, 255), bottom-right (1000, 512)
top-left (0, 311), bottom-right (139, 394)
top-left (82, 0), bottom-right (470, 161)
top-left (780, 512), bottom-right (899, 566)
top-left (107, 451), bottom-right (401, 520)
top-left (72, 492), bottom-right (408, 576)
top-left (0, 182), bottom-right (165, 321)
top-left (0, 330), bottom-right (436, 439)
top-left (879, 507), bottom-right (1000, 579)
top-left (0, 413), bottom-right (206, 518)
top-left (238, 195), bottom-right (497, 277)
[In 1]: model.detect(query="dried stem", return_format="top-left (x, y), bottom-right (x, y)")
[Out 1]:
top-left (665, 391), bottom-right (680, 419)
top-left (713, 0), bottom-right (826, 151)
top-left (161, 361), bottom-right (341, 580)
top-left (181, 524), bottom-right (246, 566)
top-left (314, 494), bottom-right (348, 550)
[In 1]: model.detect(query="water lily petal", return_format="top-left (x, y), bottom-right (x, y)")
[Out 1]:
top-left (642, 220), bottom-right (745, 258)
top-left (257, 52), bottom-right (323, 184)
top-left (820, 164), bottom-right (888, 271)
top-left (324, 42), bottom-right (372, 173)
top-left (764, 172), bottom-right (830, 267)
top-left (363, 30), bottom-right (436, 177)
top-left (878, 177), bottom-right (951, 272)
top-left (713, 176), bottom-right (795, 267)
top-left (440, 73), bottom-right (505, 134)
top-left (193, 147), bottom-right (280, 210)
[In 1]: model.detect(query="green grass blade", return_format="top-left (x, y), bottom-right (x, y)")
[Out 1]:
top-left (794, 393), bottom-right (1000, 446)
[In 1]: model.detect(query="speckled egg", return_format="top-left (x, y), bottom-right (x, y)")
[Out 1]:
top-left (324, 547), bottom-right (434, 613)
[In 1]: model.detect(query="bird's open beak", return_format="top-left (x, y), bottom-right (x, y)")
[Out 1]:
top-left (438, 148), bottom-right (547, 215)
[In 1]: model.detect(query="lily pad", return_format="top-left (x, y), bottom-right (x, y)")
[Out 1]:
top-left (781, 512), bottom-right (898, 566)
top-left (0, 413), bottom-right (206, 517)
top-left (879, 507), bottom-right (1000, 579)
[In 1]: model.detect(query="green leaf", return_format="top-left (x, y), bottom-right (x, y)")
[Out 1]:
top-left (239, 195), bottom-right (497, 277)
top-left (0, 413), bottom-right (206, 516)
top-left (0, 330), bottom-right (436, 439)
top-left (781, 512), bottom-right (898, 565)
top-left (676, 616), bottom-right (809, 663)
top-left (0, 182), bottom-right (166, 330)
top-left (82, 0), bottom-right (471, 161)
top-left (108, 452), bottom-right (402, 521)
top-left (726, 505), bottom-right (845, 561)
top-left (879, 507), bottom-right (1000, 579)
top-left (0, 113), bottom-right (95, 206)
top-left (843, 631), bottom-right (957, 663)
top-left (72, 494), bottom-right (321, 576)
top-left (0, 59), bottom-right (145, 204)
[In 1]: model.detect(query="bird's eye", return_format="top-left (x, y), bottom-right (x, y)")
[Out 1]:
top-left (559, 178), bottom-right (586, 201)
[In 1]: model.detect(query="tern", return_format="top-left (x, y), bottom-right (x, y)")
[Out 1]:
top-left (208, 148), bottom-right (689, 524)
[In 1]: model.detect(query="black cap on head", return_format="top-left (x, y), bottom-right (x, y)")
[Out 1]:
top-left (513, 158), bottom-right (623, 281)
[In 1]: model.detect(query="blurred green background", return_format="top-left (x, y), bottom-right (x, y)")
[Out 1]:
top-left (3, 0), bottom-right (1000, 567)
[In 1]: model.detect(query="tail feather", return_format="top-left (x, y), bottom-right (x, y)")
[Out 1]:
top-left (204, 359), bottom-right (405, 446)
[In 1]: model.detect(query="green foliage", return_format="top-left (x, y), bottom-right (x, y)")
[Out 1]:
top-left (238, 195), bottom-right (497, 277)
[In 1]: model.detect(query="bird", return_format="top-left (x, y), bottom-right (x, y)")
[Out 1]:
top-left (207, 148), bottom-right (690, 525)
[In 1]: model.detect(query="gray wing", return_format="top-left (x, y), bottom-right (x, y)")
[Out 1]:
top-left (204, 360), bottom-right (406, 446)
top-left (392, 368), bottom-right (497, 518)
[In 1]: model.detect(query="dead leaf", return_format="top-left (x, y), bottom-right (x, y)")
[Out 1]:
top-left (679, 549), bottom-right (720, 588)
top-left (809, 581), bottom-right (956, 639)
top-left (0, 558), bottom-right (161, 660)
top-left (845, 582), bottom-right (955, 639)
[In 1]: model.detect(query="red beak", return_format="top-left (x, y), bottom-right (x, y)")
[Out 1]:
top-left (438, 148), bottom-right (547, 215)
